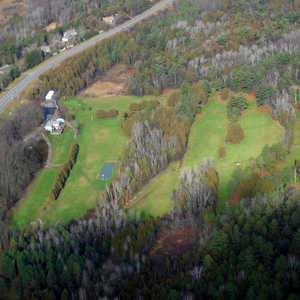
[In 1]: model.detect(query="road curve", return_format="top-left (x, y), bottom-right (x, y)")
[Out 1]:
top-left (0, 0), bottom-right (174, 114)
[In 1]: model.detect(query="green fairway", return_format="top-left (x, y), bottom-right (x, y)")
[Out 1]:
top-left (183, 96), bottom-right (284, 210)
top-left (12, 95), bottom-right (153, 226)
top-left (127, 162), bottom-right (180, 217)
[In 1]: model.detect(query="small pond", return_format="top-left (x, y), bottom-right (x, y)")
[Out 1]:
top-left (98, 162), bottom-right (116, 180)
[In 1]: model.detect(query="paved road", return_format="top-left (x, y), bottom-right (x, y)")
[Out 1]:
top-left (0, 0), bottom-right (174, 114)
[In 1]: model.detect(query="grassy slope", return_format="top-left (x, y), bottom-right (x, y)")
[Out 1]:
top-left (12, 95), bottom-right (153, 226)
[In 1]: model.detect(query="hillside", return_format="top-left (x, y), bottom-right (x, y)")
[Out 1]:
top-left (1, 0), bottom-right (300, 299)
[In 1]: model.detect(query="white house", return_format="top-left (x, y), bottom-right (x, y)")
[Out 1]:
top-left (62, 29), bottom-right (78, 43)
top-left (44, 117), bottom-right (65, 135)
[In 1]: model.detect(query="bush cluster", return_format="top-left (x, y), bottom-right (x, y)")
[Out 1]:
top-left (226, 123), bottom-right (244, 144)
top-left (96, 109), bottom-right (119, 119)
top-left (49, 144), bottom-right (79, 201)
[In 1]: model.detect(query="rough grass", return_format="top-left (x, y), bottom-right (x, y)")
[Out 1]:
top-left (12, 95), bottom-right (153, 226)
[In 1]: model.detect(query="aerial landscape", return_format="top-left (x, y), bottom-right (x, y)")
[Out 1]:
top-left (0, 0), bottom-right (300, 299)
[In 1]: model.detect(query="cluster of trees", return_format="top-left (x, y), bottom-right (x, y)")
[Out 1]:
top-left (29, 33), bottom-right (139, 100)
top-left (0, 65), bottom-right (20, 91)
top-left (1, 170), bottom-right (300, 299)
top-left (0, 104), bottom-right (46, 250)
top-left (104, 108), bottom-right (192, 207)
top-left (95, 109), bottom-right (118, 119)
top-left (172, 159), bottom-right (219, 218)
top-left (227, 143), bottom-right (289, 201)
top-left (104, 85), bottom-right (197, 207)
top-left (49, 143), bottom-right (79, 201)
top-left (226, 94), bottom-right (249, 122)
top-left (0, 0), bottom-right (158, 93)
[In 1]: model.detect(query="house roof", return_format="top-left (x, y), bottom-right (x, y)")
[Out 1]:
top-left (46, 90), bottom-right (55, 100)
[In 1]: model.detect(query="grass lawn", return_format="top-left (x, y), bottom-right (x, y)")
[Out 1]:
top-left (12, 95), bottom-right (153, 226)
top-left (49, 128), bottom-right (74, 164)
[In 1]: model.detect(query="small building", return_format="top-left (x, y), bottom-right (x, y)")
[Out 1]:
top-left (41, 45), bottom-right (51, 54)
top-left (42, 90), bottom-right (58, 121)
top-left (45, 90), bottom-right (55, 101)
top-left (44, 116), bottom-right (65, 135)
top-left (62, 29), bottom-right (78, 43)
top-left (103, 14), bottom-right (118, 25)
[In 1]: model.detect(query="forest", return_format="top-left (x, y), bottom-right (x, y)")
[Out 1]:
top-left (1, 0), bottom-right (300, 299)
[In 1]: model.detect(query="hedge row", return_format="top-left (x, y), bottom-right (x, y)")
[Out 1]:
top-left (49, 143), bottom-right (79, 201)
top-left (96, 109), bottom-right (119, 119)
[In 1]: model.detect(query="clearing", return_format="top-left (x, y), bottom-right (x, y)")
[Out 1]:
top-left (79, 64), bottom-right (134, 98)
top-left (0, 0), bottom-right (26, 25)
top-left (129, 93), bottom-right (285, 215)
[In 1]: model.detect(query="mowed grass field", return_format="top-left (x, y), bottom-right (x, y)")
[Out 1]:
top-left (12, 95), bottom-right (154, 226)
top-left (183, 96), bottom-right (284, 210)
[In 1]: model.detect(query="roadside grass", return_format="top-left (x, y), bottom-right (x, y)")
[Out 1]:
top-left (12, 95), bottom-right (153, 226)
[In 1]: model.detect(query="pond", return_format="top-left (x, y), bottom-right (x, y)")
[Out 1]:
top-left (98, 162), bottom-right (116, 180)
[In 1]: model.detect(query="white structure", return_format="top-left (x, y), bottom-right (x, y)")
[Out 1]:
top-left (62, 29), bottom-right (78, 43)
top-left (45, 90), bottom-right (55, 101)
top-left (41, 45), bottom-right (51, 54)
top-left (44, 117), bottom-right (65, 135)
top-left (103, 14), bottom-right (118, 25)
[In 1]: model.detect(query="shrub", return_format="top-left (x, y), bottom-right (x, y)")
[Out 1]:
top-left (218, 146), bottom-right (226, 159)
top-left (129, 101), bottom-right (147, 112)
top-left (226, 123), bottom-right (244, 144)
top-left (96, 109), bottom-right (119, 119)
top-left (221, 88), bottom-right (230, 100)
top-left (167, 91), bottom-right (180, 107)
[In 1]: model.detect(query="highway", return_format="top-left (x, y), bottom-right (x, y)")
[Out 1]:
top-left (0, 0), bottom-right (174, 114)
